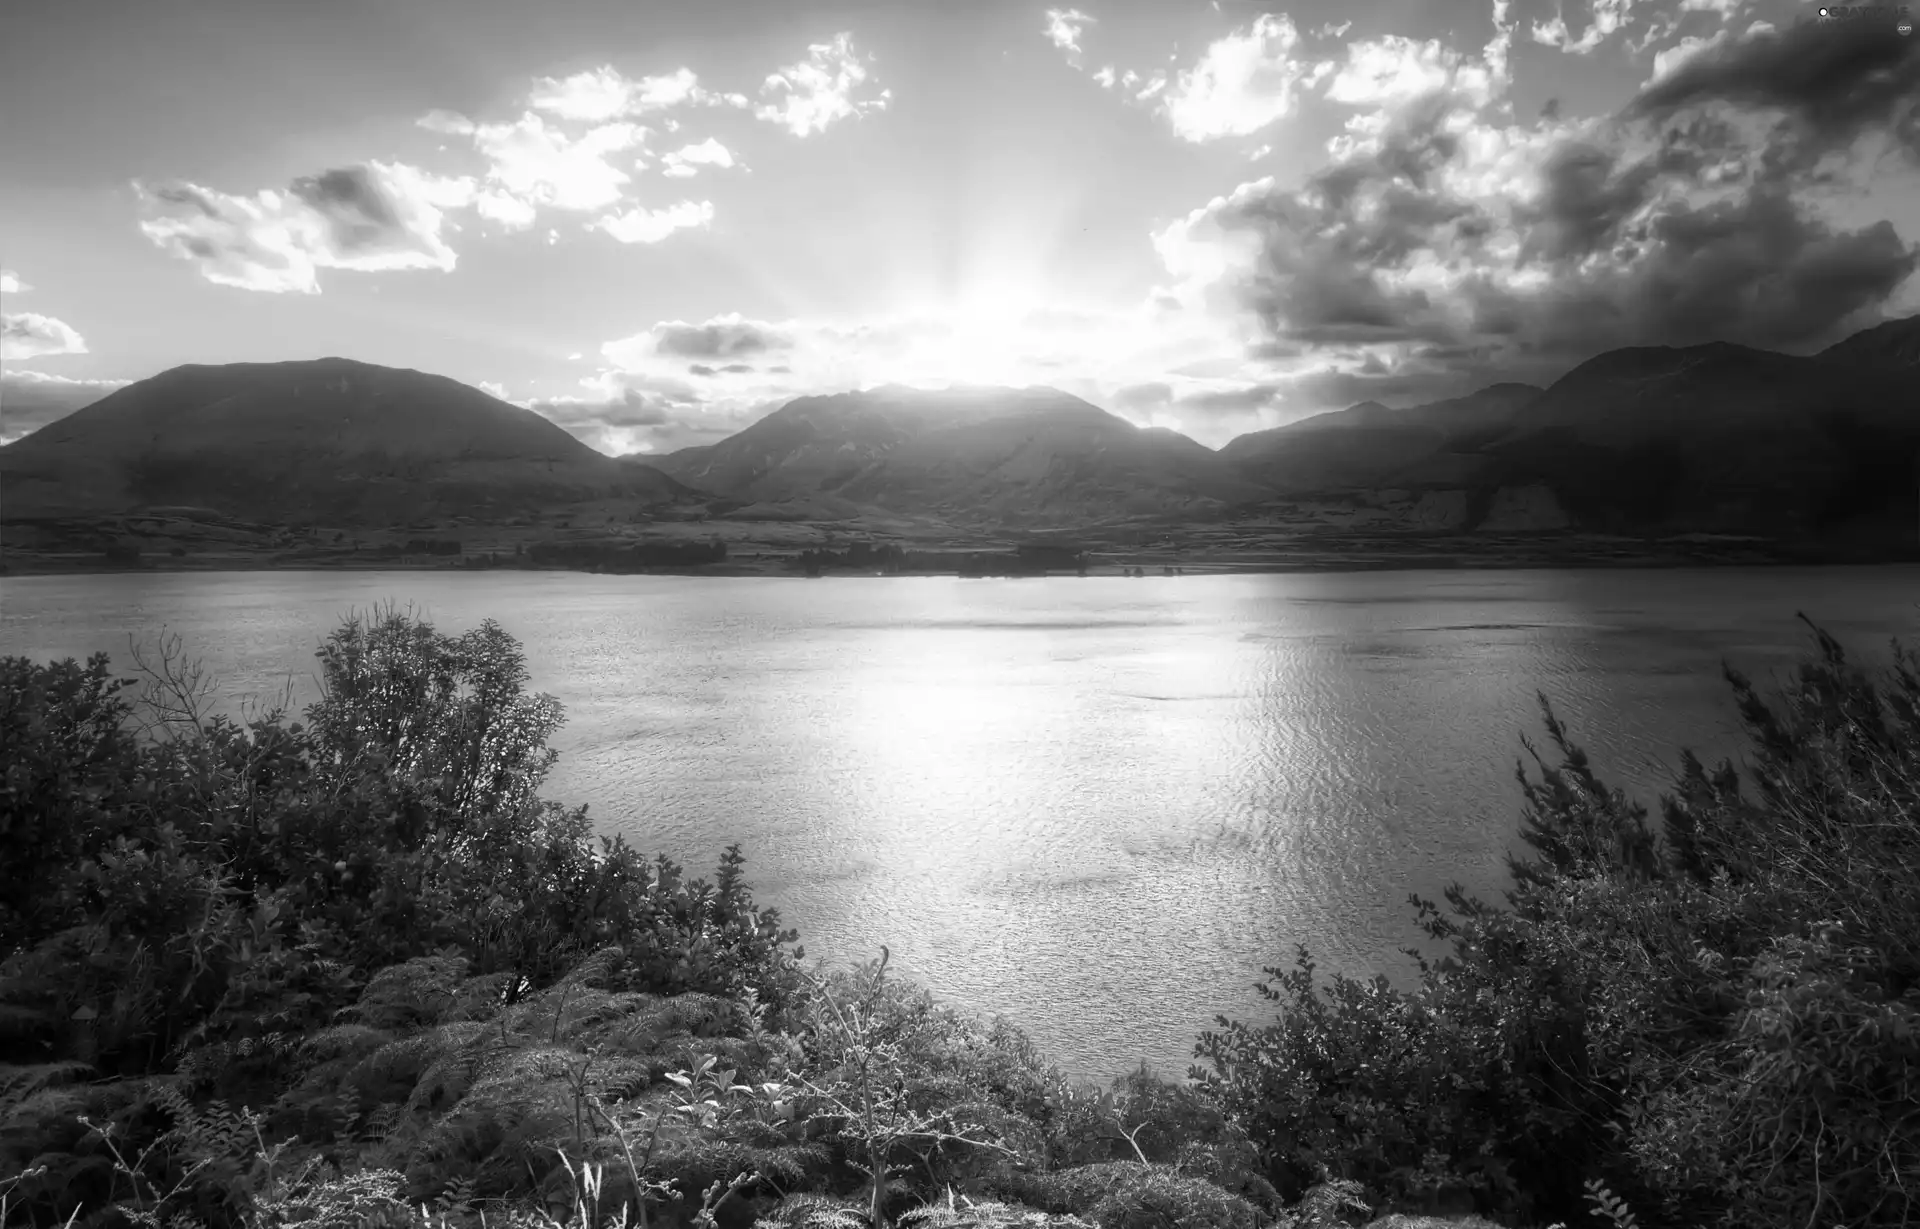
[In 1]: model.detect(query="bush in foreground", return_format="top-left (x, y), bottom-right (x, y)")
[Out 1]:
top-left (3, 606), bottom-right (1914, 1228)
top-left (1195, 615), bottom-right (1918, 1228)
top-left (0, 608), bottom-right (1267, 1229)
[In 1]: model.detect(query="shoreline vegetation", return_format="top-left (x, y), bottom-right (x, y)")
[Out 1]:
top-left (2, 606), bottom-right (1916, 1229)
top-left (5, 512), bottom-right (1909, 580)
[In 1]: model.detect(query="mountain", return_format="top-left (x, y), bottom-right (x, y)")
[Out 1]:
top-left (1222, 384), bottom-right (1542, 493)
top-left (1820, 314), bottom-right (1920, 370)
top-left (1477, 324), bottom-right (1918, 539)
top-left (649, 384), bottom-right (1271, 525)
top-left (1216, 316), bottom-right (1916, 545)
top-left (0, 357), bottom-right (698, 522)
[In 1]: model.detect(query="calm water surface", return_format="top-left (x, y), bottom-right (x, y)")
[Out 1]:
top-left (3, 567), bottom-right (1915, 1081)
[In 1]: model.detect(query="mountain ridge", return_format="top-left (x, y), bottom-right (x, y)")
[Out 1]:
top-left (0, 356), bottom-right (700, 523)
top-left (4, 316), bottom-right (1915, 547)
top-left (646, 384), bottom-right (1269, 526)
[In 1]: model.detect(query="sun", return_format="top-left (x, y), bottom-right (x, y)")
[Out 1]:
top-left (881, 279), bottom-right (1048, 387)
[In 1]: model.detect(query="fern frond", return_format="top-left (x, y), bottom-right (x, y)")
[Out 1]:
top-left (351, 955), bottom-right (473, 1030)
top-left (755, 1191), bottom-right (870, 1229)
top-left (899, 1199), bottom-right (1096, 1228)
top-left (555, 945), bottom-right (626, 989)
top-left (0, 1061), bottom-right (95, 1106)
top-left (298, 1022), bottom-right (391, 1062)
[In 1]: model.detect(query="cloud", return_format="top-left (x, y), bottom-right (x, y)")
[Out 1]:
top-left (136, 161), bottom-right (471, 293)
top-left (619, 313), bottom-right (795, 361)
top-left (1, 313), bottom-right (89, 360)
top-left (0, 270), bottom-right (28, 295)
top-left (756, 33), bottom-right (891, 137)
top-left (1044, 8), bottom-right (1096, 68)
top-left (1530, 0), bottom-right (1643, 54)
top-left (528, 65), bottom-right (712, 121)
top-left (1112, 381), bottom-right (1174, 410)
top-left (0, 370), bottom-right (129, 444)
top-left (1157, 14), bottom-right (1327, 141)
top-left (593, 199), bottom-right (715, 244)
top-left (661, 138), bottom-right (739, 178)
top-left (416, 66), bottom-right (747, 239)
top-left (1149, 13), bottom-right (1919, 409)
top-left (1627, 17), bottom-right (1920, 160)
top-left (526, 369), bottom-right (761, 455)
top-left (435, 112), bottom-right (647, 218)
top-left (1325, 34), bottom-right (1497, 109)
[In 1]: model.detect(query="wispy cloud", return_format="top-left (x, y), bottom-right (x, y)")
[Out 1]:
top-left (593, 200), bottom-right (715, 244)
top-left (0, 269), bottom-right (29, 295)
top-left (1043, 8), bottom-right (1096, 68)
top-left (528, 65), bottom-right (713, 121)
top-left (661, 138), bottom-right (740, 178)
top-left (0, 370), bottom-right (129, 443)
top-left (755, 33), bottom-right (891, 137)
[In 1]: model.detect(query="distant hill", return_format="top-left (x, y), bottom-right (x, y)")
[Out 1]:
top-left (1819, 315), bottom-right (1920, 370)
top-left (0, 357), bottom-right (699, 522)
top-left (649, 384), bottom-right (1271, 526)
top-left (6, 317), bottom-right (1912, 551)
top-left (1222, 384), bottom-right (1542, 492)
top-left (1479, 324), bottom-right (1918, 540)
top-left (1217, 315), bottom-right (1919, 546)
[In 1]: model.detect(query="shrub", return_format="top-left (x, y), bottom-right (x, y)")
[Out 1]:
top-left (0, 610), bottom-right (807, 1228)
top-left (1194, 617), bottom-right (1920, 1229)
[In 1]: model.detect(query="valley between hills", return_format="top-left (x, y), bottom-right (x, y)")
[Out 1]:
top-left (2, 314), bottom-right (1915, 576)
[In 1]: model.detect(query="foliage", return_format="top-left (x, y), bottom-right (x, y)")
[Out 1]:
top-left (1195, 615), bottom-right (1919, 1228)
top-left (0, 609), bottom-right (804, 1228)
top-left (5, 605), bottom-right (1911, 1229)
top-left (526, 539), bottom-right (728, 572)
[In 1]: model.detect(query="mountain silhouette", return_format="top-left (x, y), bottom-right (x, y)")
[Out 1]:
top-left (3, 318), bottom-right (1914, 552)
top-left (650, 384), bottom-right (1269, 526)
top-left (0, 357), bottom-right (697, 522)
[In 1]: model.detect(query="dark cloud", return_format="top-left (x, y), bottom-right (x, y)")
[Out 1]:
top-left (1179, 45), bottom-right (1918, 406)
top-left (526, 384), bottom-right (759, 457)
top-left (150, 184), bottom-right (222, 219)
top-left (687, 362), bottom-right (756, 376)
top-left (1629, 18), bottom-right (1920, 160)
top-left (649, 314), bottom-right (792, 359)
top-left (290, 166), bottom-right (408, 256)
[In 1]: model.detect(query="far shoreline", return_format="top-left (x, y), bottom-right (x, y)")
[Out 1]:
top-left (6, 549), bottom-right (1918, 581)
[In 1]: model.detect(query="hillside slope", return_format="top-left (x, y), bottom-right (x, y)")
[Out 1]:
top-left (0, 357), bottom-right (698, 522)
top-left (1218, 317), bottom-right (1917, 544)
top-left (651, 384), bottom-right (1271, 525)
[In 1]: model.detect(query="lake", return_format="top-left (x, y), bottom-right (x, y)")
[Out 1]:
top-left (3, 566), bottom-right (1916, 1082)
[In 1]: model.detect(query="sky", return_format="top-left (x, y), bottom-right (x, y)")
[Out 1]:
top-left (2, 0), bottom-right (1916, 452)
